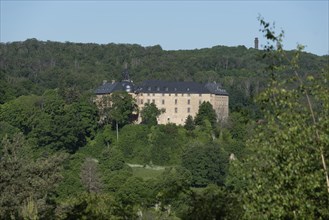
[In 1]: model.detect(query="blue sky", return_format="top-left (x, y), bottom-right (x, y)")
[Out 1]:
top-left (1, 1), bottom-right (328, 55)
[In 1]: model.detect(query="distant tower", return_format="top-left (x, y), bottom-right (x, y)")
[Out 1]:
top-left (254, 37), bottom-right (259, 49)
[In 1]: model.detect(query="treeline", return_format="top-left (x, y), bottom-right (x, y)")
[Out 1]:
top-left (1, 38), bottom-right (327, 110)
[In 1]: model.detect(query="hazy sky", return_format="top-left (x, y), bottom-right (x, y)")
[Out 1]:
top-left (1, 1), bottom-right (328, 55)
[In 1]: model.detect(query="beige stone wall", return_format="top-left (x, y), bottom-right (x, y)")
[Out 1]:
top-left (135, 92), bottom-right (229, 125)
top-left (94, 92), bottom-right (229, 126)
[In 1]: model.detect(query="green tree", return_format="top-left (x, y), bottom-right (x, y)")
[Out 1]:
top-left (117, 124), bottom-right (151, 163)
top-left (0, 133), bottom-right (66, 219)
top-left (184, 115), bottom-right (195, 131)
top-left (56, 193), bottom-right (122, 220)
top-left (230, 18), bottom-right (329, 219)
top-left (182, 143), bottom-right (228, 187)
top-left (107, 91), bottom-right (138, 141)
top-left (80, 158), bottom-right (103, 193)
top-left (140, 102), bottom-right (163, 126)
top-left (182, 184), bottom-right (242, 220)
top-left (194, 101), bottom-right (217, 127)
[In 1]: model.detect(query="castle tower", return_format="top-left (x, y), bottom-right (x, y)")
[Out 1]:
top-left (254, 37), bottom-right (259, 49)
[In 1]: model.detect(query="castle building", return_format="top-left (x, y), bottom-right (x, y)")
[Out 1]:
top-left (95, 79), bottom-right (229, 125)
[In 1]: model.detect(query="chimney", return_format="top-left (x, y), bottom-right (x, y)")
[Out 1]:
top-left (254, 37), bottom-right (259, 49)
top-left (111, 80), bottom-right (115, 84)
top-left (103, 80), bottom-right (107, 85)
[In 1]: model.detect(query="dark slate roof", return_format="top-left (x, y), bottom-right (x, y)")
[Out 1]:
top-left (95, 81), bottom-right (135, 94)
top-left (95, 80), bottom-right (228, 96)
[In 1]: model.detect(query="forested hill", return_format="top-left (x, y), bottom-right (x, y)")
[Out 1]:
top-left (0, 38), bottom-right (327, 104)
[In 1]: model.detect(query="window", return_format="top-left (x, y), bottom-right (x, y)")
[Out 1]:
top-left (175, 99), bottom-right (178, 105)
top-left (162, 93), bottom-right (165, 96)
top-left (165, 87), bottom-right (169, 91)
top-left (157, 87), bottom-right (160, 91)
top-left (141, 99), bottom-right (144, 104)
top-left (162, 99), bottom-right (165, 105)
top-left (187, 99), bottom-right (190, 105)
top-left (147, 93), bottom-right (150, 96)
top-left (147, 99), bottom-right (150, 104)
top-left (148, 87), bottom-right (151, 91)
top-left (199, 100), bottom-right (202, 105)
top-left (199, 94), bottom-right (202, 97)
top-left (175, 107), bottom-right (178, 113)
top-left (181, 94), bottom-right (184, 96)
top-left (188, 93), bottom-right (190, 97)
top-left (152, 99), bottom-right (155, 103)
top-left (169, 94), bottom-right (171, 96)
top-left (175, 93), bottom-right (178, 96)
top-left (163, 108), bottom-right (166, 113)
top-left (187, 107), bottom-right (190, 113)
top-left (153, 93), bottom-right (155, 96)
top-left (140, 93), bottom-right (143, 96)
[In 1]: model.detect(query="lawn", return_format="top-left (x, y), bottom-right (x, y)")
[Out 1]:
top-left (131, 166), bottom-right (165, 180)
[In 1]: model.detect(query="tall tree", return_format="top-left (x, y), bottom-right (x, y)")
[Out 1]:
top-left (140, 102), bottom-right (163, 126)
top-left (107, 91), bottom-right (138, 141)
top-left (0, 133), bottom-right (66, 219)
top-left (194, 101), bottom-right (217, 127)
top-left (229, 18), bottom-right (329, 219)
top-left (80, 158), bottom-right (102, 193)
top-left (184, 115), bottom-right (195, 131)
top-left (182, 143), bottom-right (228, 187)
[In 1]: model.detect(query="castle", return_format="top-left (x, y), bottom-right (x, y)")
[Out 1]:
top-left (94, 71), bottom-right (229, 125)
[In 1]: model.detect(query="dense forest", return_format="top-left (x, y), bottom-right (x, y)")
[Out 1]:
top-left (0, 20), bottom-right (328, 219)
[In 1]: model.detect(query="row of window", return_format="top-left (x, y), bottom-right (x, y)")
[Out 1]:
top-left (173, 107), bottom-right (190, 113)
top-left (140, 99), bottom-right (198, 105)
top-left (140, 93), bottom-right (203, 97)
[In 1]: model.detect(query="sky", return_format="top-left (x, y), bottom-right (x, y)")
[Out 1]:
top-left (1, 1), bottom-right (328, 56)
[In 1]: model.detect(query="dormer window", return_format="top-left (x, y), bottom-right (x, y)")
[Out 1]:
top-left (148, 87), bottom-right (151, 91)
top-left (165, 87), bottom-right (169, 92)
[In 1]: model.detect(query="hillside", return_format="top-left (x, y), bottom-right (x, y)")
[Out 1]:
top-left (1, 38), bottom-right (327, 105)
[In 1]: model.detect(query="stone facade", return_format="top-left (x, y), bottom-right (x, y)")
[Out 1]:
top-left (136, 92), bottom-right (228, 125)
top-left (95, 80), bottom-right (229, 125)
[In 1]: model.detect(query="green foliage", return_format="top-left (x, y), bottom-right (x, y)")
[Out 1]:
top-left (0, 90), bottom-right (98, 152)
top-left (1, 20), bottom-right (327, 218)
top-left (155, 167), bottom-right (192, 206)
top-left (182, 143), bottom-right (229, 187)
top-left (56, 193), bottom-right (122, 220)
top-left (107, 91), bottom-right (138, 128)
top-left (140, 102), bottom-right (163, 126)
top-left (132, 166), bottom-right (165, 180)
top-left (0, 133), bottom-right (66, 219)
top-left (80, 157), bottom-right (103, 193)
top-left (0, 95), bottom-right (43, 134)
top-left (184, 115), bottom-right (195, 131)
top-left (116, 177), bottom-right (149, 206)
top-left (182, 185), bottom-right (242, 220)
top-left (149, 124), bottom-right (187, 165)
top-left (117, 124), bottom-right (151, 163)
top-left (194, 101), bottom-right (217, 127)
top-left (229, 18), bottom-right (329, 219)
top-left (0, 121), bottom-right (20, 144)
